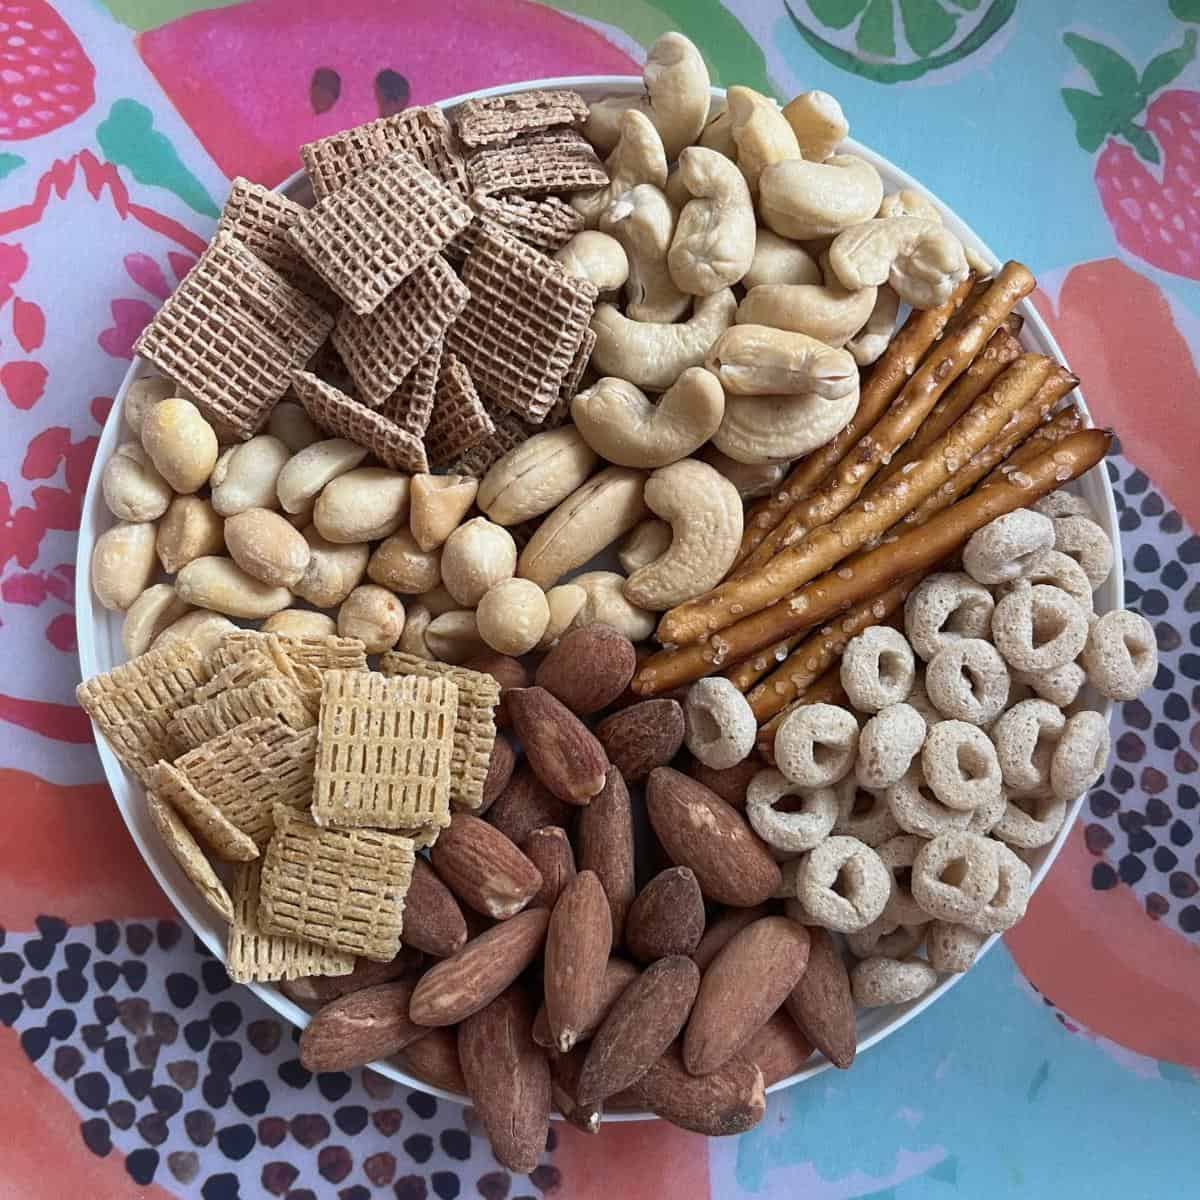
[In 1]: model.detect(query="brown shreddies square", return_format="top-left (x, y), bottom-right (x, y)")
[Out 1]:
top-left (293, 371), bottom-right (429, 474)
top-left (446, 224), bottom-right (597, 422)
top-left (228, 859), bottom-right (355, 983)
top-left (381, 339), bottom-right (442, 439)
top-left (212, 630), bottom-right (368, 675)
top-left (171, 676), bottom-right (315, 753)
top-left (449, 407), bottom-right (537, 477)
top-left (424, 354), bottom-right (494, 467)
top-left (288, 152), bottom-right (472, 315)
top-left (312, 670), bottom-right (457, 832)
top-left (466, 132), bottom-right (608, 196)
top-left (455, 89), bottom-right (589, 148)
top-left (469, 191), bottom-right (584, 253)
top-left (146, 790), bottom-right (234, 922)
top-left (171, 718), bottom-right (319, 848)
top-left (259, 806), bottom-right (415, 961)
top-left (135, 232), bottom-right (334, 440)
top-left (77, 641), bottom-right (211, 786)
top-left (332, 254), bottom-right (468, 407)
top-left (378, 652), bottom-right (500, 812)
top-left (302, 107), bottom-right (468, 201)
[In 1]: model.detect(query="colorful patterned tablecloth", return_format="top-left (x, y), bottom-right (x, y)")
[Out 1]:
top-left (1, 1), bottom-right (1198, 1196)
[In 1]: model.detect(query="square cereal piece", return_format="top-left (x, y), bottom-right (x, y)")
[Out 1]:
top-left (156, 760), bottom-right (260, 862)
top-left (381, 339), bottom-right (442, 439)
top-left (288, 152), bottom-right (472, 315)
top-left (466, 131), bottom-right (608, 196)
top-left (312, 670), bottom-right (457, 832)
top-left (77, 641), bottom-right (212, 786)
top-left (455, 88), bottom-right (589, 148)
top-left (259, 806), bottom-right (415, 961)
top-left (171, 718), bottom-right (319, 848)
top-left (449, 407), bottom-right (536, 478)
top-left (146, 790), bottom-right (234, 922)
top-left (332, 254), bottom-right (468, 406)
top-left (446, 225), bottom-right (597, 422)
top-left (470, 191), bottom-right (584, 253)
top-left (424, 354), bottom-right (494, 468)
top-left (293, 371), bottom-right (429, 474)
top-left (378, 652), bottom-right (500, 812)
top-left (212, 630), bottom-right (369, 675)
top-left (228, 859), bottom-right (355, 983)
top-left (302, 107), bottom-right (468, 201)
top-left (135, 232), bottom-right (334, 440)
top-left (171, 676), bottom-right (316, 753)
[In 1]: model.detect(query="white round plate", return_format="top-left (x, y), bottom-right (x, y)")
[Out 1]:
top-left (76, 76), bottom-right (1121, 1119)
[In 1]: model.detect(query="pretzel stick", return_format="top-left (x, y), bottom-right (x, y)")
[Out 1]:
top-left (659, 351), bottom-right (1053, 646)
top-left (756, 666), bottom-right (848, 762)
top-left (631, 427), bottom-right (1112, 696)
top-left (978, 402), bottom-right (1084, 487)
top-left (732, 276), bottom-right (975, 567)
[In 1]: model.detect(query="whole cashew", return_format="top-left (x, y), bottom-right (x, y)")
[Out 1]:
top-left (570, 570), bottom-right (656, 642)
top-left (699, 99), bottom-right (736, 159)
top-left (845, 285), bottom-right (900, 367)
top-left (554, 230), bottom-right (630, 293)
top-left (742, 229), bottom-right (822, 289)
top-left (713, 385), bottom-right (859, 465)
top-left (706, 324), bottom-right (858, 398)
top-left (599, 184), bottom-right (690, 323)
top-left (667, 147), bottom-right (757, 295)
top-left (573, 108), bottom-right (668, 229)
top-left (727, 86), bottom-right (801, 198)
top-left (829, 217), bottom-right (970, 310)
top-left (571, 368), bottom-right (725, 469)
top-left (758, 154), bottom-right (884, 241)
top-left (781, 91), bottom-right (848, 162)
top-left (736, 278), bottom-right (878, 348)
top-left (700, 445), bottom-right (789, 499)
top-left (878, 189), bottom-right (942, 222)
top-left (624, 459), bottom-right (743, 611)
top-left (591, 288), bottom-right (737, 391)
top-left (584, 32), bottom-right (710, 160)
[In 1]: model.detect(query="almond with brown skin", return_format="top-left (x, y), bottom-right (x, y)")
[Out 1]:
top-left (523, 825), bottom-right (577, 910)
top-left (394, 1024), bottom-right (466, 1094)
top-left (402, 858), bottom-right (468, 958)
top-left (691, 905), bottom-right (769, 971)
top-left (486, 762), bottom-right (575, 845)
top-left (683, 755), bottom-right (760, 809)
top-left (630, 1045), bottom-right (765, 1136)
top-left (429, 812), bottom-right (543, 920)
top-left (576, 766), bottom-right (636, 944)
top-left (743, 1009), bottom-right (815, 1087)
top-left (299, 981), bottom-right (428, 1072)
top-left (458, 986), bottom-right (551, 1174)
top-left (477, 731), bottom-right (516, 814)
top-left (279, 948), bottom-right (423, 1010)
top-left (624, 867), bottom-right (705, 964)
top-left (577, 955), bottom-right (700, 1107)
top-left (646, 768), bottom-right (781, 906)
top-left (544, 870), bottom-right (613, 1053)
top-left (532, 956), bottom-right (639, 1050)
top-left (409, 907), bottom-right (549, 1027)
top-left (550, 1045), bottom-right (601, 1135)
top-left (535, 623), bottom-right (636, 714)
top-left (684, 916), bottom-right (811, 1076)
top-left (507, 686), bottom-right (610, 805)
top-left (595, 698), bottom-right (685, 783)
top-left (463, 651), bottom-right (530, 728)
top-left (782, 916), bottom-right (856, 1069)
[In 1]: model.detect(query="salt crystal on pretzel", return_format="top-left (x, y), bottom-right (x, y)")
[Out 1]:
top-left (456, 89), bottom-right (589, 147)
top-left (424, 354), bottom-right (494, 467)
top-left (146, 790), bottom-right (234, 922)
top-left (381, 339), bottom-right (443, 440)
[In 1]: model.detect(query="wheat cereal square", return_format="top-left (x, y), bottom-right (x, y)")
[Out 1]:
top-left (455, 89), bottom-right (589, 147)
top-left (424, 354), bottom-right (494, 467)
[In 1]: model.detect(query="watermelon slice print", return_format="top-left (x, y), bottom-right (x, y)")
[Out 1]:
top-left (0, 1), bottom-right (95, 140)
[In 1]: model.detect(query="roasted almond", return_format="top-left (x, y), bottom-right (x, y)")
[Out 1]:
top-left (576, 766), bottom-right (636, 944)
top-left (535, 623), bottom-right (636, 714)
top-left (578, 956), bottom-right (700, 1107)
top-left (523, 825), bottom-right (577, 910)
top-left (782, 916), bottom-right (856, 1069)
top-left (403, 857), bottom-right (468, 958)
top-left (532, 956), bottom-right (639, 1050)
top-left (595, 698), bottom-right (685, 783)
top-left (683, 755), bottom-right (759, 809)
top-left (550, 1044), bottom-right (601, 1135)
top-left (279, 949), bottom-right (423, 1010)
top-left (463, 650), bottom-right (530, 728)
top-left (743, 1009), bottom-right (814, 1087)
top-left (646, 768), bottom-right (782, 906)
top-left (458, 986), bottom-right (551, 1174)
top-left (429, 811), bottom-right (543, 920)
top-left (544, 870), bottom-right (614, 1054)
top-left (630, 1044), bottom-right (765, 1136)
top-left (394, 1024), bottom-right (466, 1094)
top-left (487, 761), bottom-right (575, 845)
top-left (624, 867), bottom-right (705, 964)
top-left (298, 981), bottom-right (428, 1072)
top-left (684, 916), bottom-right (811, 1077)
top-left (691, 905), bottom-right (769, 971)
top-left (478, 731), bottom-right (516, 814)
top-left (507, 686), bottom-right (610, 805)
top-left (409, 907), bottom-right (549, 1027)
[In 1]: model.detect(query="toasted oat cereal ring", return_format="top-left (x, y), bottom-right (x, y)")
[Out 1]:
top-left (998, 548), bottom-right (1093, 612)
top-left (685, 676), bottom-right (757, 770)
top-left (885, 766), bottom-right (971, 838)
top-left (926, 920), bottom-right (986, 973)
top-left (833, 778), bottom-right (901, 847)
top-left (1014, 661), bottom-right (1086, 709)
top-left (846, 917), bottom-right (926, 960)
top-left (966, 785), bottom-right (1007, 835)
top-left (773, 856), bottom-right (803, 898)
top-left (991, 583), bottom-right (1088, 674)
top-left (1051, 709), bottom-right (1110, 802)
top-left (1033, 490), bottom-right (1095, 521)
top-left (904, 572), bottom-right (994, 663)
top-left (1080, 609), bottom-right (1158, 701)
top-left (906, 669), bottom-right (943, 729)
top-left (856, 702), bottom-right (927, 790)
top-left (920, 720), bottom-right (1002, 813)
top-left (992, 699), bottom-right (1065, 794)
top-left (993, 791), bottom-right (1067, 849)
top-left (925, 638), bottom-right (1010, 726)
top-left (839, 625), bottom-right (916, 714)
top-left (795, 835), bottom-right (890, 933)
top-left (962, 509), bottom-right (1055, 586)
top-left (774, 703), bottom-right (859, 789)
top-left (876, 833), bottom-right (932, 927)
top-left (911, 830), bottom-right (999, 922)
top-left (965, 842), bottom-right (1031, 934)
top-left (1053, 514), bottom-right (1113, 589)
top-left (851, 955), bottom-right (938, 1008)
top-left (746, 769), bottom-right (839, 853)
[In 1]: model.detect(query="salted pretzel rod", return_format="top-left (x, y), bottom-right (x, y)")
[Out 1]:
top-left (732, 276), bottom-right (975, 567)
top-left (977, 401), bottom-right (1084, 487)
top-left (756, 664), bottom-right (848, 762)
top-left (733, 262), bottom-right (1037, 582)
top-left (659, 350), bottom-right (1053, 647)
top-left (631, 427), bottom-right (1112, 697)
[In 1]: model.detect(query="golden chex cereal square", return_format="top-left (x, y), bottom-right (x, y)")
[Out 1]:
top-left (211, 630), bottom-right (369, 675)
top-left (171, 676), bottom-right (315, 753)
top-left (145, 790), bottom-right (233, 923)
